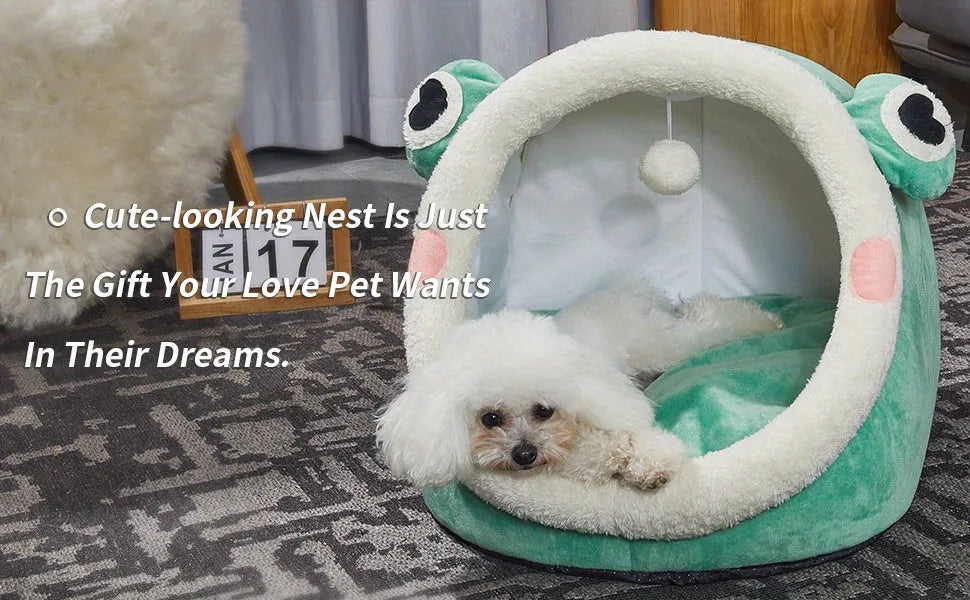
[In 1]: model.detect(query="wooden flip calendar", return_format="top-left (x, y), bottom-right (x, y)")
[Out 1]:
top-left (173, 128), bottom-right (354, 319)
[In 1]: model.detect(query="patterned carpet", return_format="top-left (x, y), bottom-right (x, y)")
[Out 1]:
top-left (1, 153), bottom-right (968, 599)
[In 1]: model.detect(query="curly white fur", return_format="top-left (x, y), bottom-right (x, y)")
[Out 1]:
top-left (377, 285), bottom-right (781, 489)
top-left (0, 0), bottom-right (245, 329)
top-left (556, 281), bottom-right (783, 376)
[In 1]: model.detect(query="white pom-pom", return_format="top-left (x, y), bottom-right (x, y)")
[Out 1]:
top-left (638, 139), bottom-right (700, 195)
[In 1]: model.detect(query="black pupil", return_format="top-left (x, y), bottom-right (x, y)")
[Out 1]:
top-left (533, 405), bottom-right (554, 420)
top-left (898, 93), bottom-right (945, 145)
top-left (408, 78), bottom-right (448, 131)
top-left (482, 412), bottom-right (501, 428)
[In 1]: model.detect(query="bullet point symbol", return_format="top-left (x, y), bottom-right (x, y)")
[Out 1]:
top-left (48, 208), bottom-right (67, 227)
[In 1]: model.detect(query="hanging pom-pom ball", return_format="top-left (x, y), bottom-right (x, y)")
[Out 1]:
top-left (638, 139), bottom-right (700, 195)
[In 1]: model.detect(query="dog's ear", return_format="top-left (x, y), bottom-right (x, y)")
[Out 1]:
top-left (376, 369), bottom-right (472, 488)
top-left (569, 367), bottom-right (659, 433)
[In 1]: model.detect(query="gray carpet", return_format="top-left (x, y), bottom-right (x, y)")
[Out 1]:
top-left (0, 152), bottom-right (968, 599)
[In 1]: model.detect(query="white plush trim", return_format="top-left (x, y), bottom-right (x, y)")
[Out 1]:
top-left (403, 31), bottom-right (901, 539)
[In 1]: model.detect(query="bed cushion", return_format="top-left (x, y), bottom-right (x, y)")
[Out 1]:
top-left (652, 295), bottom-right (836, 456)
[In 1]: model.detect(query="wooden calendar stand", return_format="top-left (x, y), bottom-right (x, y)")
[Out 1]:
top-left (173, 128), bottom-right (355, 320)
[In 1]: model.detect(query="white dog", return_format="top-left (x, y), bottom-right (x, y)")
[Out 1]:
top-left (377, 284), bottom-right (782, 490)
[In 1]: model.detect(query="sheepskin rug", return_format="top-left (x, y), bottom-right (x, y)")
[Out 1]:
top-left (0, 0), bottom-right (246, 329)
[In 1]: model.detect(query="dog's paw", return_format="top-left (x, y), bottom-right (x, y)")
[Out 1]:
top-left (622, 453), bottom-right (673, 491)
top-left (742, 310), bottom-right (783, 334)
top-left (624, 467), bottom-right (669, 491)
top-left (679, 296), bottom-right (782, 333)
top-left (729, 303), bottom-right (784, 338)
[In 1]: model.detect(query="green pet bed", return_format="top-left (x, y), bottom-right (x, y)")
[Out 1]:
top-left (394, 31), bottom-right (954, 580)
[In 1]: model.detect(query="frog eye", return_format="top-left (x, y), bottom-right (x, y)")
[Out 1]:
top-left (879, 82), bottom-right (954, 162)
top-left (404, 71), bottom-right (463, 150)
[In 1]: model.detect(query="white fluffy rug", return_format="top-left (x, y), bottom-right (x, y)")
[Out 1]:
top-left (0, 0), bottom-right (245, 329)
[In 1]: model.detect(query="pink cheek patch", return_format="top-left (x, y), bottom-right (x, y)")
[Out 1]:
top-left (850, 237), bottom-right (897, 303)
top-left (408, 229), bottom-right (447, 282)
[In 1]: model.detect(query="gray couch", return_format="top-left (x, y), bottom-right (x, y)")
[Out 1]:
top-left (891, 0), bottom-right (970, 150)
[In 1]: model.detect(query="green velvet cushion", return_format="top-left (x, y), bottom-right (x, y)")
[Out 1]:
top-left (653, 295), bottom-right (835, 456)
top-left (424, 194), bottom-right (938, 573)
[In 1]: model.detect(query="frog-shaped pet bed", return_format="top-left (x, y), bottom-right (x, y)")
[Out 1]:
top-left (395, 31), bottom-right (955, 581)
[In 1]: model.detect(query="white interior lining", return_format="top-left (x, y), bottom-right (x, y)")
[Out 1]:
top-left (474, 93), bottom-right (842, 314)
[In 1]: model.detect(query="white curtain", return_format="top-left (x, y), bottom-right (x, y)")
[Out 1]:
top-left (239, 0), bottom-right (653, 151)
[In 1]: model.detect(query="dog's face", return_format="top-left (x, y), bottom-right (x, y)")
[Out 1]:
top-left (377, 309), bottom-right (655, 488)
top-left (470, 401), bottom-right (578, 472)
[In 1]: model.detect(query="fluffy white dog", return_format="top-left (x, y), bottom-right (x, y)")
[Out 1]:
top-left (377, 284), bottom-right (782, 490)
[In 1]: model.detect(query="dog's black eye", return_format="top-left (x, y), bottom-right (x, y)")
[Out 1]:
top-left (532, 404), bottom-right (554, 421)
top-left (481, 412), bottom-right (503, 428)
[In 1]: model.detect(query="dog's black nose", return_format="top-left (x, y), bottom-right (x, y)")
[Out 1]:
top-left (511, 442), bottom-right (538, 467)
